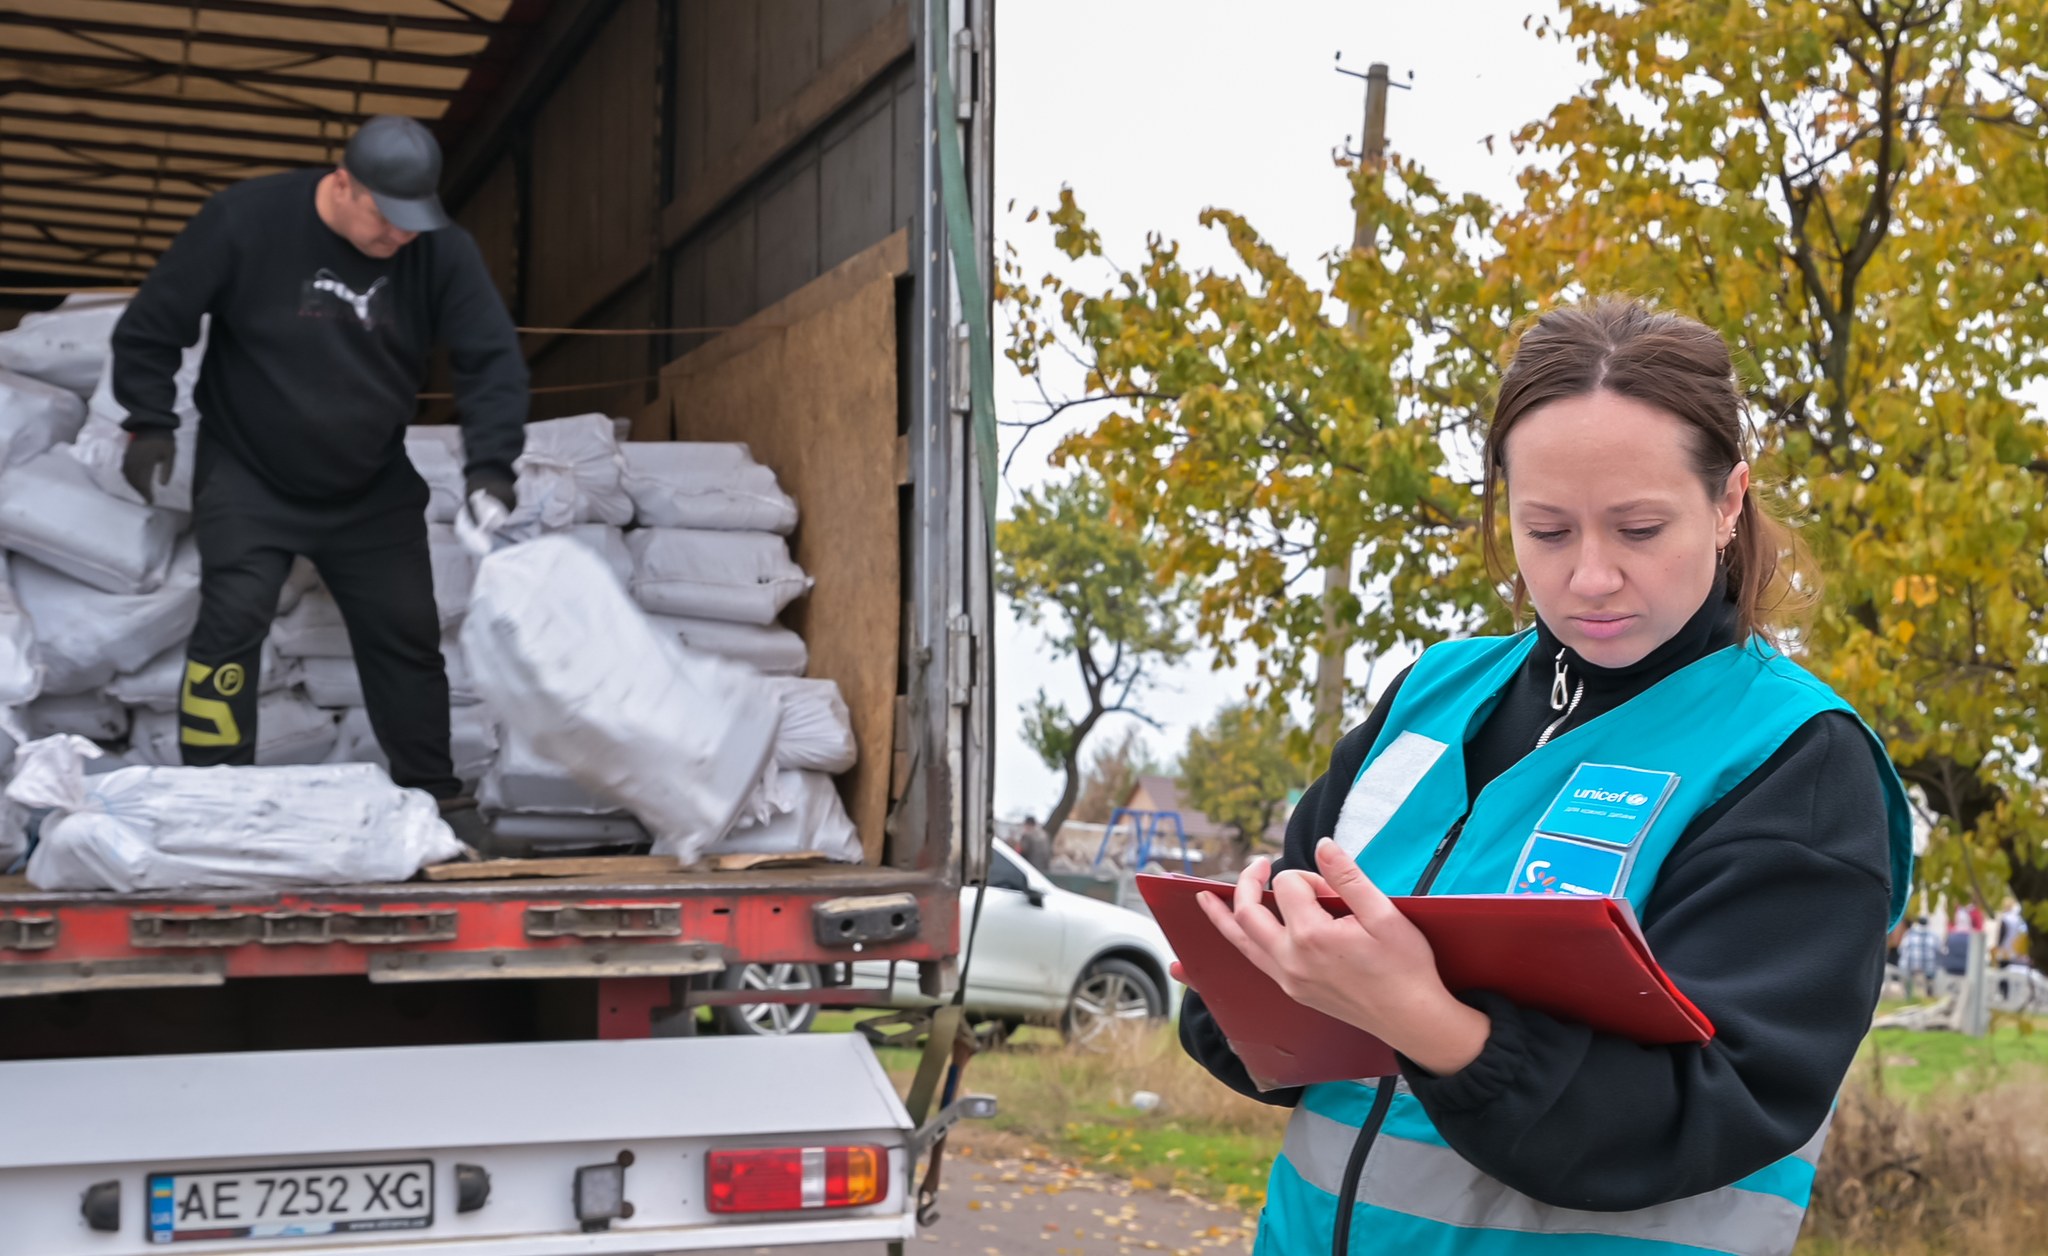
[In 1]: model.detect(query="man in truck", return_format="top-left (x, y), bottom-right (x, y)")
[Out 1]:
top-left (109, 114), bottom-right (524, 850)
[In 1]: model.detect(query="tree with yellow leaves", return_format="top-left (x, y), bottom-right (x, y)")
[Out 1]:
top-left (1497, 0), bottom-right (2048, 962)
top-left (1002, 1), bottom-right (2048, 958)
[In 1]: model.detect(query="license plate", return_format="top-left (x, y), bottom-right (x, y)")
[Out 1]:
top-left (146, 1161), bottom-right (433, 1243)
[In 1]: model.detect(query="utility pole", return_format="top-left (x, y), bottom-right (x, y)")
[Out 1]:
top-left (1313, 55), bottom-right (1407, 753)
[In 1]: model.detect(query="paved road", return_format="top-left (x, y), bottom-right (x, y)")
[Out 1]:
top-left (718, 1142), bottom-right (1257, 1255)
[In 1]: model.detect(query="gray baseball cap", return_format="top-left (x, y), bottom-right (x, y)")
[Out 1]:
top-left (343, 115), bottom-right (452, 232)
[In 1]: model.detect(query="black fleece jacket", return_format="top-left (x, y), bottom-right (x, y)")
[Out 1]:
top-left (113, 168), bottom-right (527, 502)
top-left (1178, 587), bottom-right (1895, 1212)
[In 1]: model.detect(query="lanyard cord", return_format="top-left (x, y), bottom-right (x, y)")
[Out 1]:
top-left (1329, 646), bottom-right (1584, 1254)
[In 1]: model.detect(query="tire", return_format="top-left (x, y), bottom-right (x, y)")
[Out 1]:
top-left (1062, 957), bottom-right (1164, 1047)
top-left (713, 963), bottom-right (822, 1037)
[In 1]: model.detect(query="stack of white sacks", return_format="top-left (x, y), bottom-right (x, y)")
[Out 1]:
top-left (0, 296), bottom-right (861, 871)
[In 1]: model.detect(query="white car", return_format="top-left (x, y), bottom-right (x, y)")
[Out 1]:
top-left (715, 841), bottom-right (1182, 1044)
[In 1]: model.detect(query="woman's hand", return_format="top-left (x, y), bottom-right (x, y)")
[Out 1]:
top-left (1197, 837), bottom-right (1492, 1076)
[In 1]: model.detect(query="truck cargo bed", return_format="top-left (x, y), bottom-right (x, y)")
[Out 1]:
top-left (0, 859), bottom-right (937, 906)
top-left (0, 858), bottom-right (956, 1000)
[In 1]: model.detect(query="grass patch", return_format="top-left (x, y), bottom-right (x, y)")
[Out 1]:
top-left (820, 1010), bottom-right (1285, 1209)
top-left (1852, 1017), bottom-right (2048, 1097)
top-left (1059, 1122), bottom-right (1274, 1209)
top-left (1805, 1064), bottom-right (2048, 1255)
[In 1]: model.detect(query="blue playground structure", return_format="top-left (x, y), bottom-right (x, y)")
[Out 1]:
top-left (1093, 807), bottom-right (1196, 874)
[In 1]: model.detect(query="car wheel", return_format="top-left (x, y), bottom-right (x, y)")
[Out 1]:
top-left (1063, 957), bottom-right (1164, 1047)
top-left (714, 963), bottom-right (822, 1036)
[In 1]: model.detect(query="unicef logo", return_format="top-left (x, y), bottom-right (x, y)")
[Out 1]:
top-left (1626, 792), bottom-right (1649, 807)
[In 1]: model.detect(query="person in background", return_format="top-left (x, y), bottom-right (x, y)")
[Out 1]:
top-left (111, 115), bottom-right (525, 852)
top-left (1997, 899), bottom-right (2029, 964)
top-left (1942, 917), bottom-right (1974, 979)
top-left (1013, 815), bottom-right (1053, 873)
top-left (1898, 914), bottom-right (1942, 999)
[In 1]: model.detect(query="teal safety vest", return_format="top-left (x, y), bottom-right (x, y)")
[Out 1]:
top-left (1256, 631), bottom-right (1913, 1256)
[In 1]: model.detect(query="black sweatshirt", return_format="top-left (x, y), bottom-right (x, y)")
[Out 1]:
top-left (1179, 586), bottom-right (1895, 1212)
top-left (112, 168), bottom-right (527, 501)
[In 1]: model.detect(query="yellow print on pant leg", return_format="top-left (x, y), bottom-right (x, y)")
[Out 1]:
top-left (180, 660), bottom-right (243, 747)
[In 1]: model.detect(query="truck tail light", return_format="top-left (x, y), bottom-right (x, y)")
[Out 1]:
top-left (706, 1145), bottom-right (887, 1213)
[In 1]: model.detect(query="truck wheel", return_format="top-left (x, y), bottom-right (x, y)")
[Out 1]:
top-left (714, 963), bottom-right (822, 1036)
top-left (1062, 958), bottom-right (1163, 1047)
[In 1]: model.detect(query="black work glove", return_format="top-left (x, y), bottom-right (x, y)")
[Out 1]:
top-left (464, 469), bottom-right (517, 514)
top-left (122, 430), bottom-right (176, 504)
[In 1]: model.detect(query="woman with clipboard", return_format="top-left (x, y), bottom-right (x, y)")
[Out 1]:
top-left (1177, 299), bottom-right (1914, 1256)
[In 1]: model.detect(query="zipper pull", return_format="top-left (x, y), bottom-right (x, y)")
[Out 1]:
top-left (1550, 648), bottom-right (1569, 711)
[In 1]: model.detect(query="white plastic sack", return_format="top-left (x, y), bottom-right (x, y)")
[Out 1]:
top-left (325, 706), bottom-right (379, 766)
top-left (478, 724), bottom-right (624, 815)
top-left (0, 727), bottom-right (23, 871)
top-left (25, 691), bottom-right (129, 742)
top-left (443, 636), bottom-right (481, 706)
top-left (271, 588), bottom-right (352, 658)
top-left (66, 318), bottom-right (208, 512)
top-left (0, 451), bottom-right (178, 594)
top-left (296, 636), bottom-right (478, 708)
top-left (0, 296), bottom-right (125, 397)
top-left (126, 709), bottom-right (177, 767)
top-left (628, 529), bottom-right (812, 625)
top-left (561, 524), bottom-right (632, 588)
top-left (769, 677), bottom-right (857, 773)
top-left (108, 637), bottom-right (286, 712)
top-left (327, 705), bottom-right (497, 782)
top-left (712, 769), bottom-right (862, 863)
top-left (254, 691), bottom-right (339, 766)
top-left (643, 614), bottom-right (808, 676)
top-left (450, 705), bottom-right (503, 781)
top-left (15, 543), bottom-right (201, 695)
top-left (129, 692), bottom-right (339, 768)
top-left (462, 535), bottom-right (778, 860)
top-left (0, 552), bottom-right (41, 715)
top-left (296, 656), bottom-right (361, 709)
top-left (621, 442), bottom-right (798, 533)
top-left (429, 522), bottom-right (477, 628)
top-left (68, 411), bottom-right (201, 514)
top-left (406, 425), bottom-right (466, 523)
top-left (277, 557), bottom-right (320, 616)
top-left (10, 735), bottom-right (463, 892)
top-left (1, 368), bottom-right (88, 469)
top-left (68, 412), bottom-right (193, 513)
top-left (510, 414), bottom-right (632, 530)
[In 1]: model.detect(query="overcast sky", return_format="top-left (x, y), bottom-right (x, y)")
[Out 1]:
top-left (987, 0), bottom-right (1591, 819)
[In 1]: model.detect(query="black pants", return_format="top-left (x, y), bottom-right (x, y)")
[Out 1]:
top-left (181, 440), bottom-right (460, 799)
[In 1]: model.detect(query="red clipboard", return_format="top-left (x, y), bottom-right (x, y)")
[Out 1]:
top-left (1139, 872), bottom-right (1714, 1087)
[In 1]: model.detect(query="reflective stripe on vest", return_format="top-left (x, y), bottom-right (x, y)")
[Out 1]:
top-left (1254, 631), bottom-right (1913, 1256)
top-left (1277, 1103), bottom-right (1832, 1256)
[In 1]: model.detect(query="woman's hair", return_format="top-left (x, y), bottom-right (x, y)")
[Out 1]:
top-left (1479, 297), bottom-right (1815, 641)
